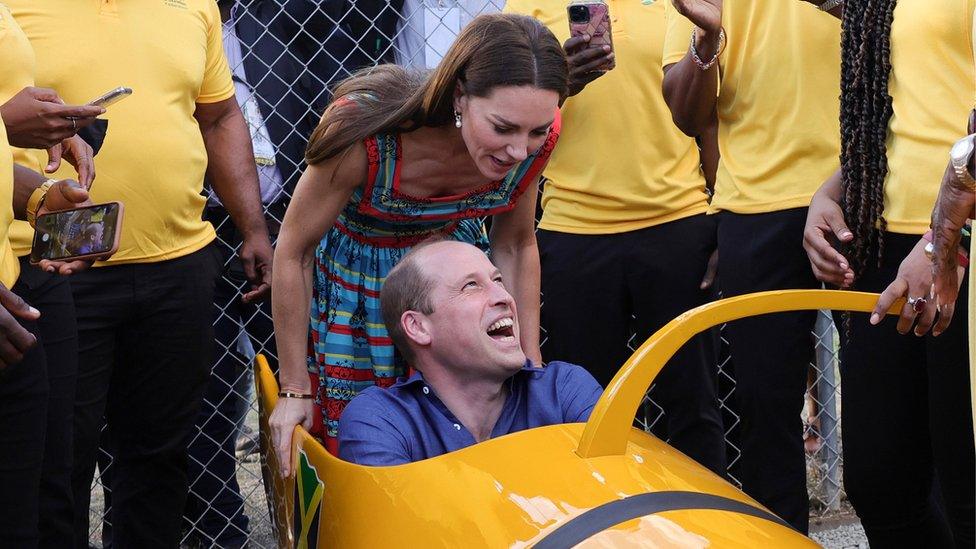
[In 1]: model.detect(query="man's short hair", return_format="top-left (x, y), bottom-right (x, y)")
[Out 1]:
top-left (380, 236), bottom-right (449, 363)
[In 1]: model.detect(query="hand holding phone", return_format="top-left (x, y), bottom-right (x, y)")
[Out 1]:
top-left (31, 202), bottom-right (124, 267)
top-left (567, 1), bottom-right (615, 70)
top-left (564, 1), bottom-right (615, 96)
top-left (0, 87), bottom-right (105, 149)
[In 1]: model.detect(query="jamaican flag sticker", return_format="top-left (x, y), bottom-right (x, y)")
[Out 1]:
top-left (293, 449), bottom-right (324, 548)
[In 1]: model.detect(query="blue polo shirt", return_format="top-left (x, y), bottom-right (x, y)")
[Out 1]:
top-left (338, 361), bottom-right (603, 466)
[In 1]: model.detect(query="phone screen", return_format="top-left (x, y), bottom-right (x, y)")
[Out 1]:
top-left (31, 203), bottom-right (121, 262)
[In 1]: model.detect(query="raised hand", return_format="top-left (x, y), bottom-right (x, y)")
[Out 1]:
top-left (671, 0), bottom-right (722, 34)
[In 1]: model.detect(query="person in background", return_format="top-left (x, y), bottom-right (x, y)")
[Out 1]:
top-left (182, 0), bottom-right (365, 545)
top-left (803, 1), bottom-right (974, 543)
top-left (503, 0), bottom-right (726, 476)
top-left (339, 240), bottom-right (603, 466)
top-left (394, 0), bottom-right (504, 69)
top-left (0, 3), bottom-right (105, 544)
top-left (7, 1), bottom-right (275, 545)
top-left (269, 14), bottom-right (567, 475)
top-left (662, 0), bottom-right (842, 533)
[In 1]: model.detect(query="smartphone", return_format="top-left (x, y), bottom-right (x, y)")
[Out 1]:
top-left (87, 87), bottom-right (132, 108)
top-left (30, 202), bottom-right (124, 264)
top-left (567, 0), bottom-right (615, 71)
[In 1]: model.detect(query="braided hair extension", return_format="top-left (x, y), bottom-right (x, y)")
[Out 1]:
top-left (839, 0), bottom-right (898, 279)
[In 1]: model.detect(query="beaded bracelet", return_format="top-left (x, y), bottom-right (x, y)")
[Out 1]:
top-left (689, 27), bottom-right (726, 71)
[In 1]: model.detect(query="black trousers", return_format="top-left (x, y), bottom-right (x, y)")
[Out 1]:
top-left (183, 209), bottom-right (278, 547)
top-left (70, 245), bottom-right (221, 548)
top-left (538, 214), bottom-right (727, 476)
top-left (839, 232), bottom-right (973, 548)
top-left (0, 262), bottom-right (77, 548)
top-left (716, 208), bottom-right (819, 534)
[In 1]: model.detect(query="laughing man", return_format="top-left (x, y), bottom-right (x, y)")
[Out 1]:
top-left (338, 240), bottom-right (603, 465)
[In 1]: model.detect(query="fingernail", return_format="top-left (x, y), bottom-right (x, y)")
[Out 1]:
top-left (869, 313), bottom-right (880, 324)
top-left (28, 306), bottom-right (39, 315)
top-left (842, 231), bottom-right (852, 238)
top-left (583, 33), bottom-right (590, 40)
top-left (839, 262), bottom-right (848, 270)
top-left (602, 45), bottom-right (611, 52)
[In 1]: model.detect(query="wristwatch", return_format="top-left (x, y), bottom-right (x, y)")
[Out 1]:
top-left (949, 133), bottom-right (976, 191)
top-left (26, 179), bottom-right (57, 228)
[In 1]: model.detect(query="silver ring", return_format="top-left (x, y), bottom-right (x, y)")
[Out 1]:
top-left (907, 296), bottom-right (927, 314)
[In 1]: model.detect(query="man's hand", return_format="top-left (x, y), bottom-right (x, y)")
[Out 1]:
top-left (803, 189), bottom-right (855, 287)
top-left (47, 135), bottom-right (96, 188)
top-left (269, 397), bottom-right (313, 478)
top-left (0, 87), bottom-right (104, 149)
top-left (239, 233), bottom-right (273, 303)
top-left (36, 179), bottom-right (96, 275)
top-left (671, 0), bottom-right (722, 34)
top-left (700, 248), bottom-right (718, 290)
top-left (0, 283), bottom-right (39, 370)
top-left (563, 35), bottom-right (614, 97)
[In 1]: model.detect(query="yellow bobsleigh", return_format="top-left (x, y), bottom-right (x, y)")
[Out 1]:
top-left (257, 290), bottom-right (899, 547)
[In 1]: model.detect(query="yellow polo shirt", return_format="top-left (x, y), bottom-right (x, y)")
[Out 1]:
top-left (663, 1), bottom-right (841, 215)
top-left (506, 0), bottom-right (708, 234)
top-left (7, 0), bottom-right (235, 264)
top-left (882, 0), bottom-right (975, 234)
top-left (0, 2), bottom-right (31, 285)
top-left (0, 1), bottom-right (51, 258)
top-left (0, 123), bottom-right (18, 289)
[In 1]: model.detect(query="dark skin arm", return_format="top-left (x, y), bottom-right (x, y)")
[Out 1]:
top-left (662, 0), bottom-right (722, 137)
top-left (697, 112), bottom-right (720, 290)
top-left (194, 96), bottom-right (274, 303)
top-left (0, 165), bottom-right (93, 367)
top-left (13, 164), bottom-right (93, 274)
top-left (663, 0), bottom-right (838, 135)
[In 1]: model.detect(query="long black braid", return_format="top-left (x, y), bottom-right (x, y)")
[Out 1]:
top-left (839, 0), bottom-right (898, 279)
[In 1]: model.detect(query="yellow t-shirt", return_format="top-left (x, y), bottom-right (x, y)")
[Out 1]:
top-left (0, 1), bottom-right (51, 257)
top-left (663, 1), bottom-right (841, 215)
top-left (0, 123), bottom-right (18, 289)
top-left (7, 0), bottom-right (235, 264)
top-left (0, 4), bottom-right (26, 286)
top-left (506, 0), bottom-right (708, 234)
top-left (882, 0), bottom-right (975, 234)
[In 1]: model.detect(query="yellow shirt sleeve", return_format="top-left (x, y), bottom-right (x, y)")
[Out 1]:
top-left (663, 2), bottom-right (694, 67)
top-left (197, 0), bottom-right (234, 103)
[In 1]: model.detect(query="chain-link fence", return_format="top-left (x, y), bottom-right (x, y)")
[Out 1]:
top-left (81, 2), bottom-right (852, 546)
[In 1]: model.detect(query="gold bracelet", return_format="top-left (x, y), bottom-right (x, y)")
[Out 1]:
top-left (26, 179), bottom-right (57, 228)
top-left (278, 391), bottom-right (314, 399)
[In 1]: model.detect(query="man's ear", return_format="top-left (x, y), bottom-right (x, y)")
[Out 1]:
top-left (401, 311), bottom-right (432, 347)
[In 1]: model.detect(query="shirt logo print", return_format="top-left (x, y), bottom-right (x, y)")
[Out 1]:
top-left (163, 0), bottom-right (188, 9)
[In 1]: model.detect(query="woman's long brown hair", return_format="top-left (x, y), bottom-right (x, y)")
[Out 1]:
top-left (304, 13), bottom-right (568, 164)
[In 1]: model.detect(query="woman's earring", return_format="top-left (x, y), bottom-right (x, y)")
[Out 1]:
top-left (454, 110), bottom-right (462, 128)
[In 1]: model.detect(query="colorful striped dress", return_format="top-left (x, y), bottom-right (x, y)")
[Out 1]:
top-left (308, 122), bottom-right (560, 452)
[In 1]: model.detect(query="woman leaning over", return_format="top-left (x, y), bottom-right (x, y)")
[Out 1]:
top-left (269, 13), bottom-right (568, 474)
top-left (803, 0), bottom-right (975, 545)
